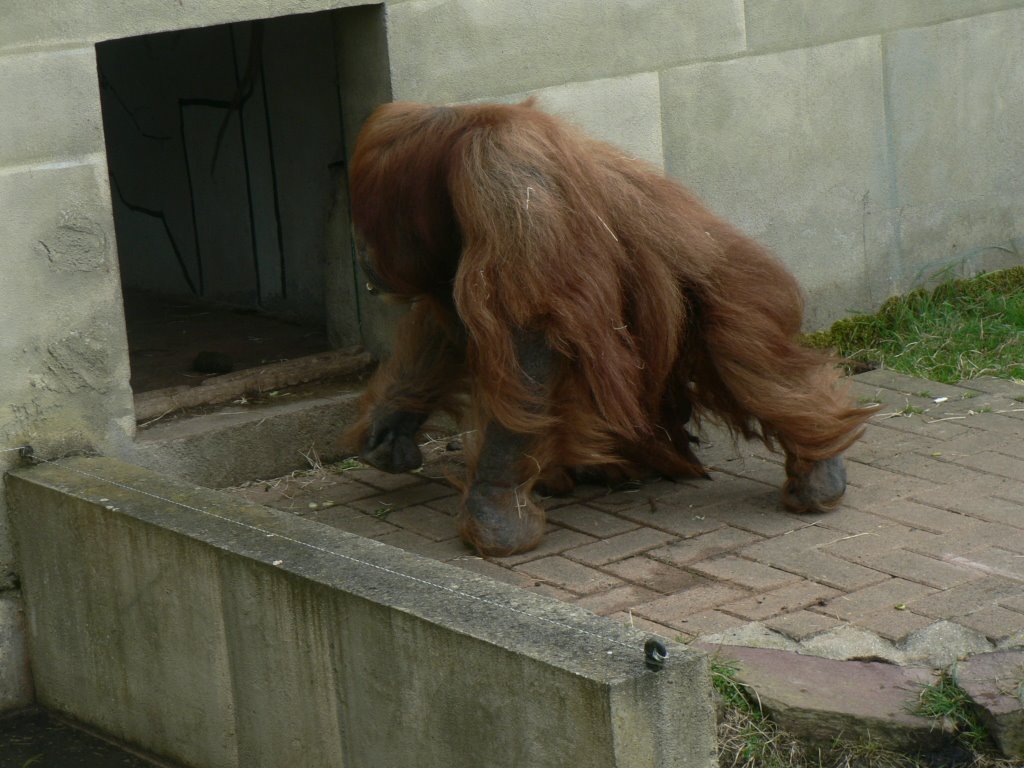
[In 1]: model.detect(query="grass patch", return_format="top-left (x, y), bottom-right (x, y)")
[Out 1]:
top-left (913, 671), bottom-right (990, 754)
top-left (712, 659), bottom-right (806, 768)
top-left (709, 658), bottom-right (1019, 768)
top-left (805, 267), bottom-right (1024, 384)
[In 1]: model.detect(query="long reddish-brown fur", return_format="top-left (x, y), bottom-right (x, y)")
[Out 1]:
top-left (343, 99), bottom-right (874, 555)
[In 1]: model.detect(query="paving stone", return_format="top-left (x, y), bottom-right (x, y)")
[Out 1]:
top-left (911, 478), bottom-right (1024, 528)
top-left (374, 530), bottom-right (468, 561)
top-left (600, 556), bottom-right (704, 593)
top-left (351, 468), bottom-right (432, 491)
top-left (633, 584), bottom-right (750, 627)
top-left (711, 456), bottom-right (787, 486)
top-left (525, 583), bottom-right (578, 602)
top-left (957, 605), bottom-right (1024, 643)
top-left (744, 546), bottom-right (888, 592)
top-left (854, 609), bottom-right (936, 644)
top-left (854, 369), bottom-right (979, 399)
top-left (868, 415), bottom-right (973, 443)
top-left (349, 481), bottom-right (456, 513)
top-left (494, 527), bottom-right (598, 567)
top-left (717, 646), bottom-right (952, 752)
top-left (763, 610), bottom-right (844, 641)
top-left (958, 377), bottom-right (1024, 397)
top-left (606, 611), bottom-right (688, 642)
top-left (869, 499), bottom-right (976, 534)
top-left (303, 506), bottom-right (398, 538)
top-left (869, 451), bottom-right (962, 484)
top-left (850, 550), bottom-right (981, 589)
top-left (701, 505), bottom-right (810, 537)
top-left (574, 584), bottom-right (661, 616)
top-left (564, 527), bottom-right (677, 566)
top-left (672, 610), bottom-right (749, 636)
top-left (545, 504), bottom-right (639, 537)
top-left (950, 547), bottom-right (1024, 581)
top-left (999, 593), bottom-right (1024, 614)
top-left (687, 555), bottom-right (802, 591)
top-left (905, 521), bottom-right (1024, 559)
top-left (815, 579), bottom-right (936, 623)
top-left (955, 650), bottom-right (1024, 759)
top-left (909, 576), bottom-right (1024, 620)
top-left (449, 556), bottom-right (539, 588)
top-left (951, 451), bottom-right (1024, 480)
top-left (513, 556), bottom-right (623, 595)
top-left (380, 504), bottom-right (459, 541)
top-left (648, 526), bottom-right (763, 566)
top-left (811, 509), bottom-right (914, 538)
top-left (610, 499), bottom-right (728, 538)
top-left (723, 581), bottom-right (840, 622)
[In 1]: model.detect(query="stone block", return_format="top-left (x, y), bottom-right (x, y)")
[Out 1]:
top-left (0, 162), bottom-right (134, 449)
top-left (660, 37), bottom-right (889, 326)
top-left (886, 10), bottom-right (1024, 209)
top-left (745, 0), bottom-right (1024, 52)
top-left (1, 0), bottom-right (358, 51)
top-left (0, 47), bottom-right (104, 167)
top-left (387, 0), bottom-right (745, 103)
top-left (492, 73), bottom-right (666, 168)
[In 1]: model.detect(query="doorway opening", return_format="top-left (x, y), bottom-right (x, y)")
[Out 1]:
top-left (95, 6), bottom-right (389, 420)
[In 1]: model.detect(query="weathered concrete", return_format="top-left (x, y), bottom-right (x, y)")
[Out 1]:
top-left (0, 593), bottom-right (33, 711)
top-left (386, 0), bottom-right (746, 104)
top-left (124, 390), bottom-right (364, 488)
top-left (660, 36), bottom-right (890, 326)
top-left (956, 651), bottom-right (1024, 759)
top-left (491, 73), bottom-right (666, 170)
top-left (7, 457), bottom-right (716, 768)
top-left (877, 10), bottom-right (1024, 289)
top-left (745, 0), bottom-right (1024, 51)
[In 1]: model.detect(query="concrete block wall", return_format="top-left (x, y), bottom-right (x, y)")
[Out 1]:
top-left (385, 0), bottom-right (1024, 325)
top-left (7, 457), bottom-right (716, 768)
top-left (2, 0), bottom-right (1024, 720)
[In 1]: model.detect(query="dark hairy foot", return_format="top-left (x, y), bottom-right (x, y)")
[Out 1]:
top-left (782, 454), bottom-right (847, 513)
top-left (459, 482), bottom-right (546, 557)
top-left (360, 410), bottom-right (426, 473)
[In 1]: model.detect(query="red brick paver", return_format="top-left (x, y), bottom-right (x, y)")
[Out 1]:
top-left (227, 371), bottom-right (1024, 659)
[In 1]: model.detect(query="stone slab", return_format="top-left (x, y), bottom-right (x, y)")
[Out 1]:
top-left (713, 645), bottom-right (952, 752)
top-left (956, 650), bottom-right (1024, 758)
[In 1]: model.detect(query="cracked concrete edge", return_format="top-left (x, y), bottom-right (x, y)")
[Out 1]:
top-left (702, 618), bottom-right (1018, 668)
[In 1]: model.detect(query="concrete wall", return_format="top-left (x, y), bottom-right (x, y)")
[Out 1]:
top-left (7, 457), bottom-right (716, 767)
top-left (2, 0), bottom-right (1024, 715)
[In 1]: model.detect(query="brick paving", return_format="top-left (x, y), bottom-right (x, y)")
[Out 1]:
top-left (226, 370), bottom-right (1024, 662)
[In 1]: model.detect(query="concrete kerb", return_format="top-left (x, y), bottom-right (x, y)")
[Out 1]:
top-left (6, 456), bottom-right (716, 768)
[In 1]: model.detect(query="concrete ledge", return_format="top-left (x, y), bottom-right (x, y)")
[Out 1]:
top-left (7, 457), bottom-right (715, 768)
top-left (124, 391), bottom-right (364, 487)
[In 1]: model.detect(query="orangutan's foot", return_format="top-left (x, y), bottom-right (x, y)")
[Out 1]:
top-left (782, 454), bottom-right (847, 513)
top-left (459, 482), bottom-right (546, 557)
top-left (360, 410), bottom-right (425, 473)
